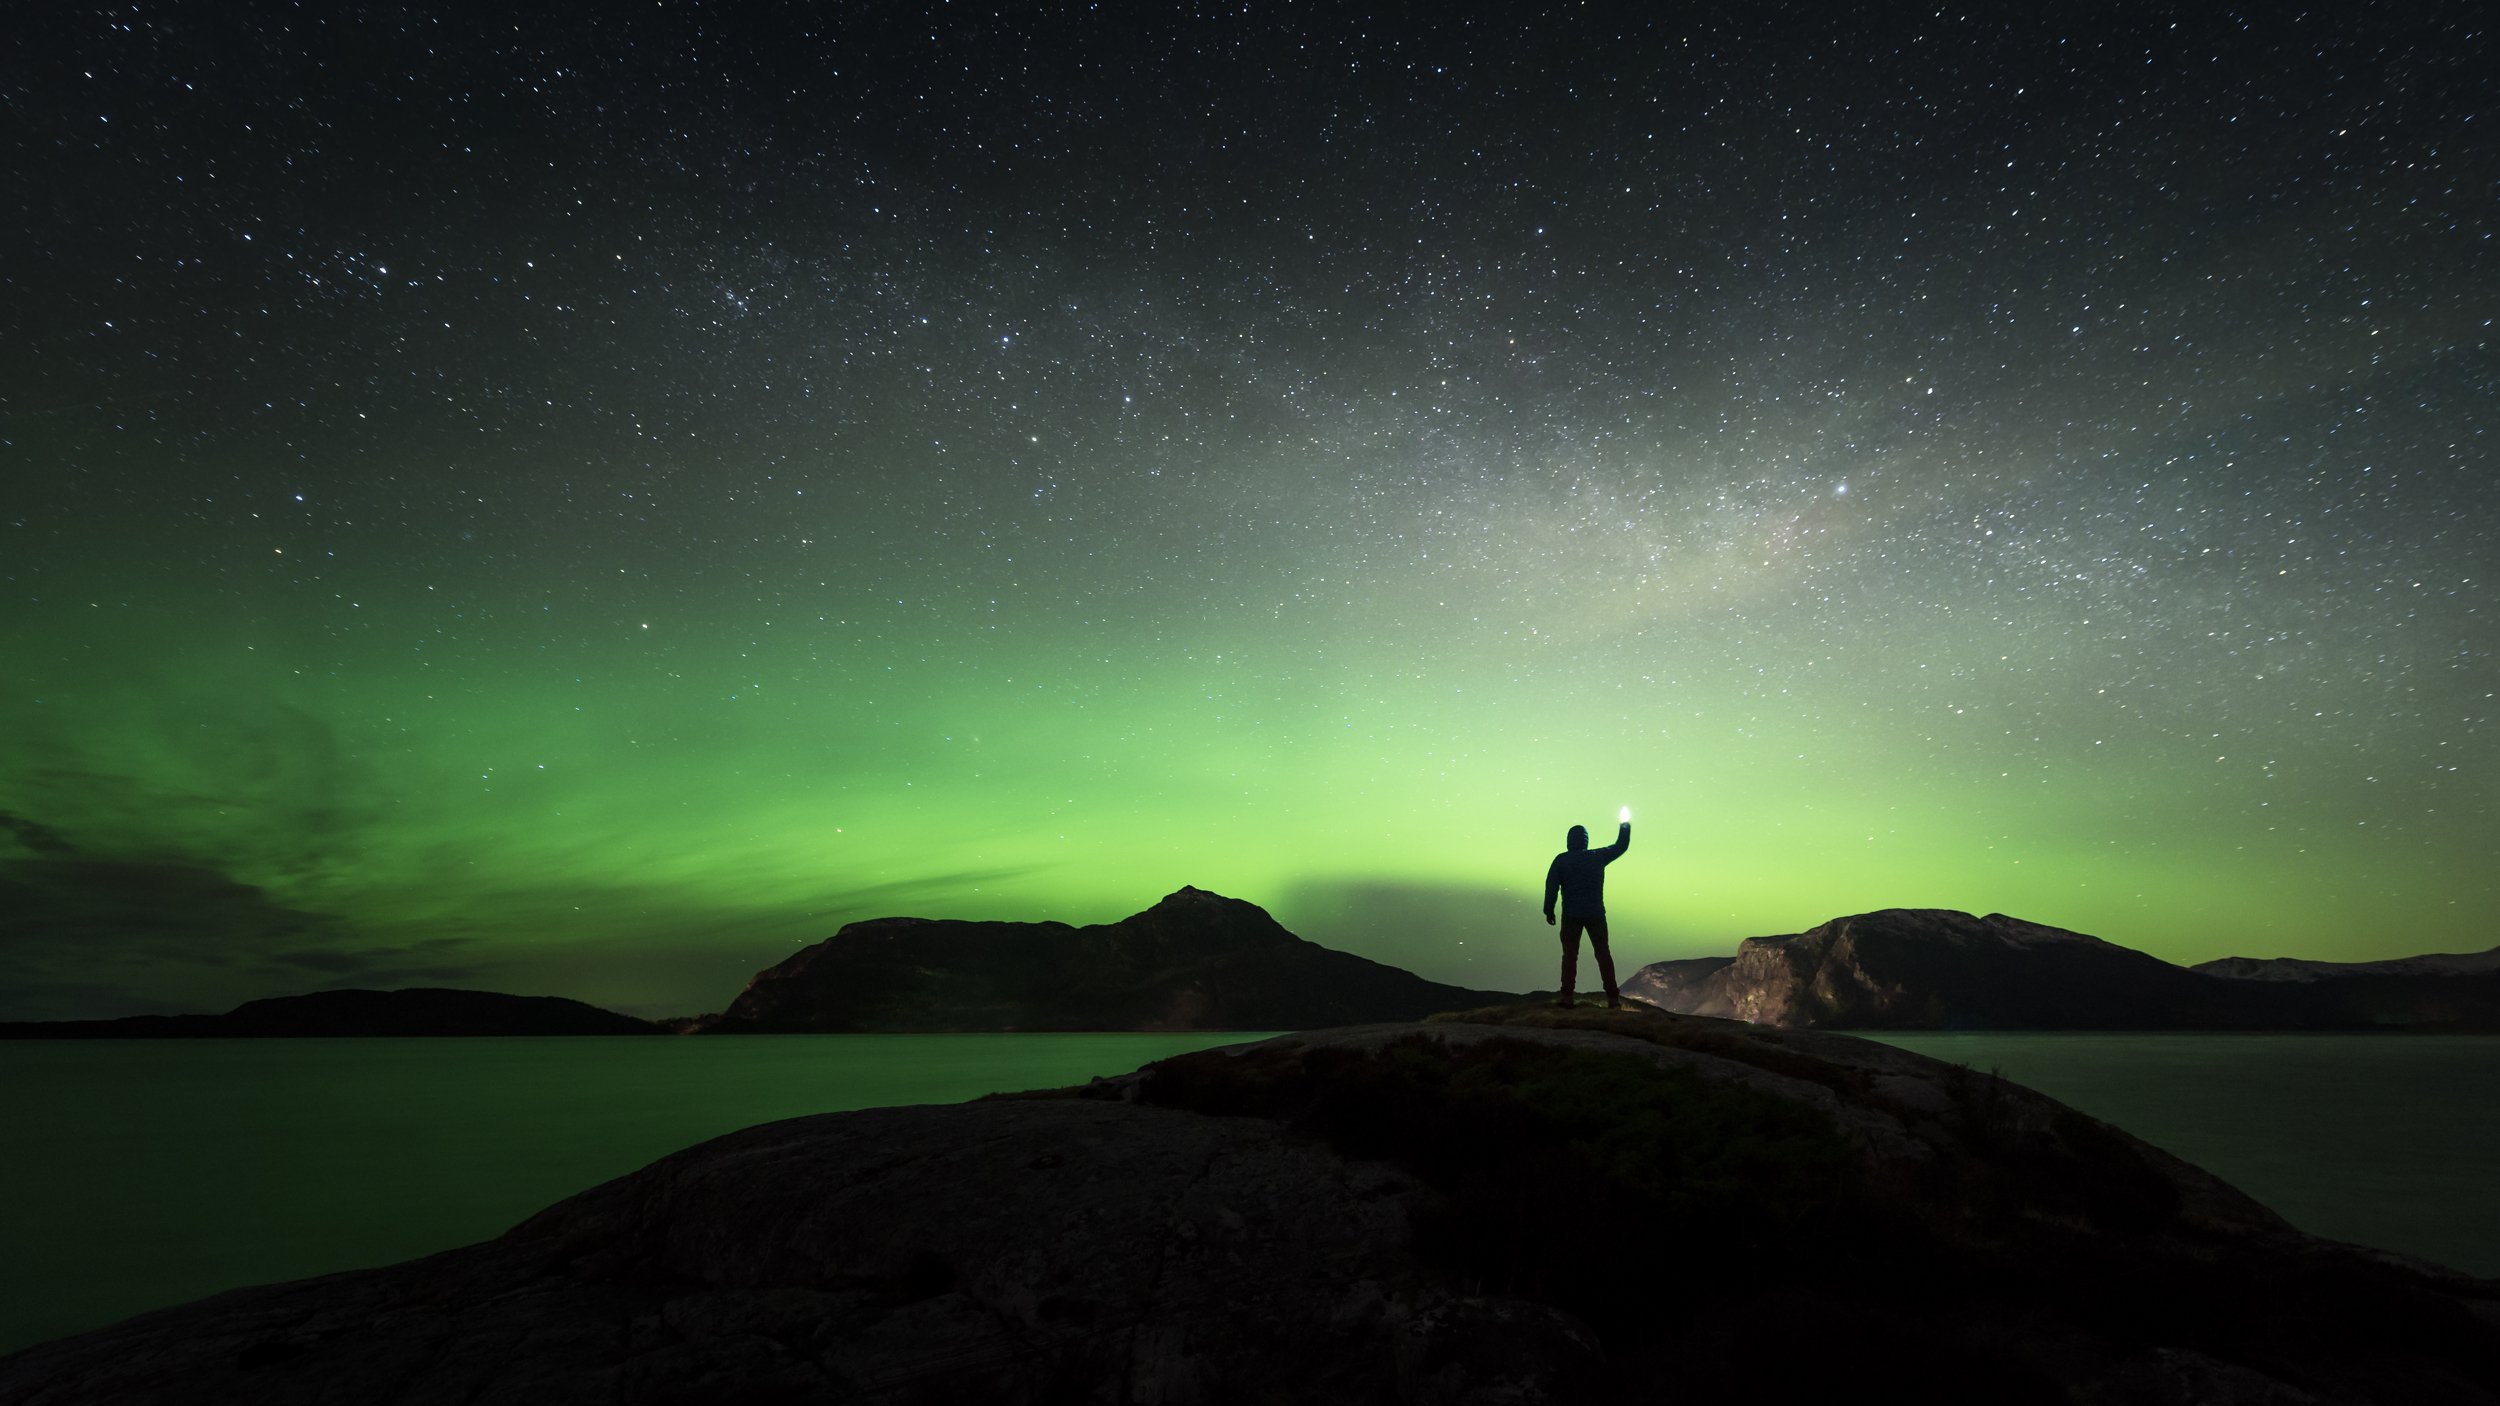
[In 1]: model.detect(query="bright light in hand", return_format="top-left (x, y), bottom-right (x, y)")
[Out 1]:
top-left (1620, 806), bottom-right (1631, 822)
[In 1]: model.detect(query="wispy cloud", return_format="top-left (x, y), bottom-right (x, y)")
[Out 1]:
top-left (0, 836), bottom-right (494, 1019)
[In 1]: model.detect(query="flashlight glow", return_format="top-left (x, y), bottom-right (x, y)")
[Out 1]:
top-left (1620, 806), bottom-right (1631, 823)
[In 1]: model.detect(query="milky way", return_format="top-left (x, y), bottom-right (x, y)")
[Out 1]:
top-left (3, 4), bottom-right (2495, 1016)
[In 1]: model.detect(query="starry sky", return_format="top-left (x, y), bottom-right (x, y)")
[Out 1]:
top-left (3, 3), bottom-right (2496, 1020)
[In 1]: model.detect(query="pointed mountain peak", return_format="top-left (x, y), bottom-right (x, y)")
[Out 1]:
top-left (1143, 884), bottom-right (1245, 912)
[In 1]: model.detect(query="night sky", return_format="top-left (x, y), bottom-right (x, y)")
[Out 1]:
top-left (4, 3), bottom-right (2495, 1019)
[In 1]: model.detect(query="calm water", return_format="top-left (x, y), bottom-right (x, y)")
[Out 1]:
top-left (1, 1033), bottom-right (2494, 1357)
top-left (1869, 1033), bottom-right (2500, 1280)
top-left (0, 1033), bottom-right (1269, 1356)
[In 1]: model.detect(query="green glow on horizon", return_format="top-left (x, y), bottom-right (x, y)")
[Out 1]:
top-left (6, 486), bottom-right (2487, 1020)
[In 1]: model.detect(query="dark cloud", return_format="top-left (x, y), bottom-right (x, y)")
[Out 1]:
top-left (0, 811), bottom-right (75, 856)
top-left (0, 840), bottom-right (493, 1020)
top-left (0, 701), bottom-right (473, 1016)
top-left (0, 731), bottom-right (1049, 1015)
top-left (0, 855), bottom-right (341, 957)
top-left (0, 699), bottom-right (384, 892)
top-left (267, 937), bottom-right (483, 983)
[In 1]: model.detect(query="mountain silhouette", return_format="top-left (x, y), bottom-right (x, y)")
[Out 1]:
top-left (0, 988), bottom-right (660, 1038)
top-left (695, 886), bottom-right (1519, 1032)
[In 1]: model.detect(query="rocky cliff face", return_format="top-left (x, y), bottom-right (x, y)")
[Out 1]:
top-left (695, 885), bottom-right (1517, 1033)
top-left (0, 988), bottom-right (660, 1038)
top-left (6, 1006), bottom-right (2493, 1404)
top-left (1626, 910), bottom-right (2500, 1030)
top-left (1630, 909), bottom-right (2254, 1029)
top-left (1613, 954), bottom-right (1733, 1015)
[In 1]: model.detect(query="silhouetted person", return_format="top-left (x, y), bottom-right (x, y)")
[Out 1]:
top-left (1543, 815), bottom-right (1630, 1008)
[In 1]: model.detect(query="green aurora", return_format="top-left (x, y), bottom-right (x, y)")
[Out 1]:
top-left (5, 5), bottom-right (2495, 1019)
top-left (7, 413), bottom-right (2490, 1019)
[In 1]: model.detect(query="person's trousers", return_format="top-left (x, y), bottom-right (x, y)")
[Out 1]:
top-left (1559, 913), bottom-right (1619, 1003)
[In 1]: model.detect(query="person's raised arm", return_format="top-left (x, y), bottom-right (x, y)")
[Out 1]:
top-left (1601, 819), bottom-right (1630, 862)
top-left (1542, 855), bottom-right (1561, 925)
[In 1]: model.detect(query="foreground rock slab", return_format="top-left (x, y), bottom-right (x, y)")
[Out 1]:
top-left (5, 1006), bottom-right (2496, 1404)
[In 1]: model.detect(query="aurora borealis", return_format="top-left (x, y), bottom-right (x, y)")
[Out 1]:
top-left (3, 4), bottom-right (2495, 1019)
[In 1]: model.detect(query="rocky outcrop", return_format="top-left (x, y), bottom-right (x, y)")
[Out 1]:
top-left (1613, 954), bottom-right (1734, 1015)
top-left (0, 988), bottom-right (660, 1038)
top-left (2195, 946), bottom-right (2500, 982)
top-left (694, 885), bottom-right (1518, 1033)
top-left (4, 1006), bottom-right (2493, 1404)
top-left (1627, 909), bottom-right (2261, 1029)
top-left (1624, 909), bottom-right (2500, 1030)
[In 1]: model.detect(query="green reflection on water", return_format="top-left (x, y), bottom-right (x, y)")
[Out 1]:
top-left (1867, 1032), bottom-right (2500, 1278)
top-left (0, 1033), bottom-right (1270, 1355)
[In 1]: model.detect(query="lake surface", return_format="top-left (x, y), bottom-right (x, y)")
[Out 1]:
top-left (1, 1031), bottom-right (2494, 1357)
top-left (0, 1033), bottom-right (1270, 1356)
top-left (1868, 1033), bottom-right (2500, 1280)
